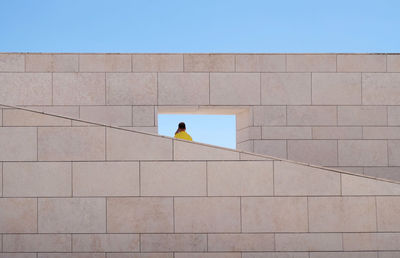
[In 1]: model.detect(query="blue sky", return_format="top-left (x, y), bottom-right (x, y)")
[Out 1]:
top-left (1, 0), bottom-right (398, 148)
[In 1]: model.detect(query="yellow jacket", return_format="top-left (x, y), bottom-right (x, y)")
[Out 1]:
top-left (174, 131), bottom-right (193, 141)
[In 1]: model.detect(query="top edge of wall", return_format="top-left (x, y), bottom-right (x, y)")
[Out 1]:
top-left (1, 52), bottom-right (400, 55)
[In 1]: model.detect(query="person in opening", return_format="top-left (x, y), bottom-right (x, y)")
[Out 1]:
top-left (174, 122), bottom-right (192, 141)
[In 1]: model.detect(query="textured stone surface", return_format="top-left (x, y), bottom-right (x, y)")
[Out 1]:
top-left (338, 106), bottom-right (387, 126)
top-left (262, 127), bottom-right (312, 139)
top-left (184, 54), bottom-right (234, 72)
top-left (243, 253), bottom-right (309, 258)
top-left (0, 54), bottom-right (24, 71)
top-left (363, 127), bottom-right (400, 139)
top-left (288, 140), bottom-right (338, 166)
top-left (174, 140), bottom-right (239, 160)
top-left (363, 73), bottom-right (400, 105)
top-left (337, 54), bottom-right (386, 72)
top-left (38, 254), bottom-right (105, 258)
top-left (388, 107), bottom-right (400, 126)
top-left (343, 233), bottom-right (400, 251)
top-left (388, 140), bottom-right (400, 166)
top-left (287, 106), bottom-right (337, 126)
top-left (253, 106), bottom-right (286, 126)
top-left (132, 106), bottom-right (155, 126)
top-left (3, 234), bottom-right (71, 252)
top-left (388, 55), bottom-right (400, 72)
top-left (286, 54), bottom-right (336, 72)
top-left (254, 140), bottom-right (287, 158)
top-left (342, 174), bottom-right (400, 195)
top-left (312, 127), bottom-right (362, 139)
top-left (175, 254), bottom-right (240, 258)
top-left (72, 234), bottom-right (139, 252)
top-left (338, 140), bottom-right (387, 166)
top-left (0, 198), bottom-right (37, 233)
top-left (26, 54), bottom-right (78, 72)
top-left (310, 252), bottom-right (377, 258)
top-left (79, 106), bottom-right (132, 126)
top-left (3, 109), bottom-right (72, 126)
top-left (236, 54), bottom-right (285, 72)
top-left (141, 234), bottom-right (206, 252)
top-left (208, 233), bottom-right (274, 251)
top-left (377, 197), bottom-right (400, 231)
top-left (275, 233), bottom-right (342, 251)
top-left (79, 54), bottom-right (131, 72)
top-left (0, 127), bottom-right (37, 161)
top-left (132, 54), bottom-right (183, 72)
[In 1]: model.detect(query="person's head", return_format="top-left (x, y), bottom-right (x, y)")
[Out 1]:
top-left (175, 122), bottom-right (186, 134)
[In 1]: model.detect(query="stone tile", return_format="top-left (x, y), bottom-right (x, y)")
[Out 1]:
top-left (261, 73), bottom-right (311, 105)
top-left (210, 73), bottom-right (260, 105)
top-left (275, 233), bottom-right (342, 251)
top-left (312, 73), bottom-right (361, 105)
top-left (174, 197), bottom-right (240, 233)
top-left (208, 233), bottom-right (274, 251)
top-left (363, 73), bottom-right (400, 105)
top-left (38, 198), bottom-right (106, 233)
top-left (175, 254), bottom-right (241, 258)
top-left (121, 126), bottom-right (158, 134)
top-left (79, 54), bottom-right (131, 72)
top-left (262, 126), bottom-right (312, 139)
top-left (286, 54), bottom-right (336, 72)
top-left (377, 196), bottom-right (400, 231)
top-left (24, 105), bottom-right (80, 119)
top-left (343, 233), bottom-right (400, 251)
top-left (53, 73), bottom-right (105, 105)
top-left (158, 73), bottom-right (209, 105)
top-left (274, 161), bottom-right (341, 196)
top-left (141, 161), bottom-right (206, 196)
top-left (26, 54), bottom-right (78, 72)
top-left (254, 140), bottom-right (287, 159)
top-left (0, 73), bottom-right (52, 105)
top-left (312, 127), bottom-right (362, 139)
top-left (207, 161), bottom-right (273, 196)
top-left (3, 109), bottom-right (72, 126)
top-left (388, 106), bottom-right (400, 126)
top-left (0, 198), bottom-right (37, 233)
top-left (310, 252), bottom-right (377, 258)
top-left (73, 162), bottom-right (139, 196)
top-left (239, 152), bottom-right (272, 160)
top-left (363, 127), bottom-right (400, 139)
top-left (308, 197), bottom-right (377, 232)
top-left (3, 162), bottom-right (71, 197)
top-left (38, 254), bottom-right (105, 258)
top-left (236, 108), bottom-right (253, 129)
top-left (0, 127), bottom-right (37, 161)
top-left (107, 128), bottom-right (172, 160)
top-left (387, 55), bottom-right (400, 72)
top-left (132, 54), bottom-right (183, 72)
top-left (338, 140), bottom-right (387, 166)
top-left (287, 106), bottom-right (337, 126)
top-left (106, 73), bottom-right (157, 105)
top-left (107, 197), bottom-right (173, 233)
top-left (141, 234), bottom-right (206, 252)
top-left (389, 140), bottom-right (400, 166)
top-left (253, 106), bottom-right (286, 126)
top-left (364, 167), bottom-right (400, 182)
top-left (80, 106), bottom-right (132, 126)
top-left (243, 253), bottom-right (309, 258)
top-left (0, 254), bottom-right (37, 258)
top-left (107, 254), bottom-right (172, 258)
top-left (0, 163), bottom-right (2, 197)
top-left (337, 54), bottom-right (386, 72)
top-left (288, 140), bottom-right (338, 166)
top-left (338, 106), bottom-right (387, 126)
top-left (237, 127), bottom-right (261, 142)
top-left (242, 197), bottom-right (308, 232)
top-left (3, 234), bottom-right (71, 252)
top-left (328, 166), bottom-right (364, 174)
top-left (184, 54), bottom-right (234, 72)
top-left (237, 140), bottom-right (254, 152)
top-left (174, 140), bottom-right (239, 160)
top-left (132, 106), bottom-right (155, 126)
top-left (38, 127), bottom-right (105, 161)
top-left (0, 54), bottom-right (24, 71)
top-left (379, 252), bottom-right (400, 258)
top-left (342, 174), bottom-right (400, 195)
top-left (236, 54), bottom-right (286, 72)
top-left (72, 234), bottom-right (139, 252)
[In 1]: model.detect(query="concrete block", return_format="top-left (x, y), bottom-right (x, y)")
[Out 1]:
top-left (274, 161), bottom-right (341, 196)
top-left (237, 127), bottom-right (261, 142)
top-left (174, 197), bottom-right (240, 233)
top-left (310, 252), bottom-right (377, 258)
top-left (141, 234), bottom-right (207, 252)
top-left (26, 54), bottom-right (78, 72)
top-left (0, 254), bottom-right (37, 258)
top-left (237, 140), bottom-right (253, 152)
top-left (387, 55), bottom-right (400, 72)
top-left (210, 73), bottom-right (260, 105)
top-left (254, 140), bottom-right (287, 159)
top-left (0, 127), bottom-right (37, 161)
top-left (208, 233), bottom-right (274, 251)
top-left (0, 163), bottom-right (2, 197)
top-left (106, 73), bottom-right (157, 105)
top-left (261, 73), bottom-right (311, 105)
top-left (388, 106), bottom-right (400, 126)
top-left (0, 54), bottom-right (24, 71)
top-left (363, 73), bottom-right (400, 105)
top-left (79, 54), bottom-right (131, 72)
top-left (207, 161), bottom-right (273, 196)
top-left (239, 152), bottom-right (272, 160)
top-left (38, 198), bottom-right (106, 233)
top-left (38, 127), bottom-right (105, 161)
top-left (286, 54), bottom-right (336, 72)
top-left (377, 197), bottom-right (400, 231)
top-left (338, 140), bottom-right (387, 166)
top-left (287, 106), bottom-right (337, 126)
top-left (342, 174), bottom-right (400, 195)
top-left (132, 54), bottom-right (183, 72)
top-left (72, 234), bottom-right (139, 252)
top-left (363, 127), bottom-right (400, 139)
top-left (3, 234), bottom-right (71, 252)
top-left (121, 126), bottom-right (158, 134)
top-left (337, 54), bottom-right (386, 72)
top-left (380, 252), bottom-right (400, 258)
top-left (312, 73), bottom-right (361, 105)
top-left (24, 105), bottom-right (80, 119)
top-left (343, 233), bottom-right (400, 251)
top-left (158, 73), bottom-right (209, 105)
top-left (364, 167), bottom-right (400, 182)
top-left (243, 253), bottom-right (309, 258)
top-left (242, 197), bottom-right (308, 232)
top-left (132, 106), bottom-right (155, 126)
top-left (184, 54), bottom-right (234, 72)
top-left (312, 127), bottom-right (362, 139)
top-left (106, 128), bottom-right (172, 160)
top-left (236, 109), bottom-right (253, 129)
top-left (38, 254), bottom-right (105, 258)
top-left (0, 73), bottom-right (52, 105)
top-left (0, 198), bottom-right (37, 233)
top-left (308, 197), bottom-right (377, 232)
top-left (3, 162), bottom-right (71, 197)
top-left (107, 254), bottom-right (172, 258)
top-left (107, 197), bottom-right (173, 233)
top-left (53, 73), bottom-right (105, 105)
top-left (73, 162), bottom-right (139, 197)
top-left (141, 161), bottom-right (206, 196)
top-left (175, 254), bottom-right (241, 258)
top-left (262, 127), bottom-right (312, 139)
top-left (253, 106), bottom-right (286, 126)
top-left (3, 109), bottom-right (71, 126)
top-left (80, 106), bottom-right (132, 126)
top-left (328, 166), bottom-right (364, 174)
top-left (288, 140), bottom-right (338, 166)
top-left (389, 140), bottom-right (400, 166)
top-left (275, 233), bottom-right (342, 251)
top-left (236, 54), bottom-right (285, 72)
top-left (338, 106), bottom-right (387, 126)
top-left (174, 140), bottom-right (239, 160)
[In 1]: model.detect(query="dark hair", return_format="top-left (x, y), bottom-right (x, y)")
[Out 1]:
top-left (175, 122), bottom-right (186, 134)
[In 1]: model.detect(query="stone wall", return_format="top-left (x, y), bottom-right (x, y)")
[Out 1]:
top-left (1, 53), bottom-right (400, 181)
